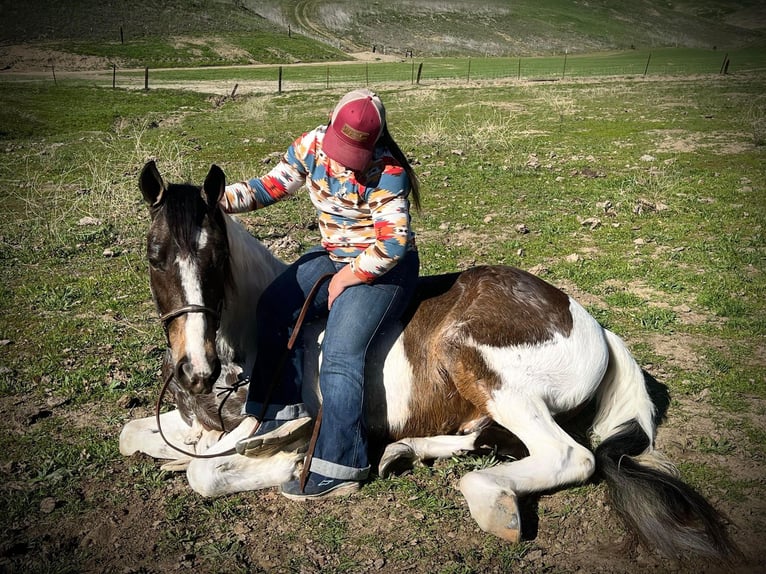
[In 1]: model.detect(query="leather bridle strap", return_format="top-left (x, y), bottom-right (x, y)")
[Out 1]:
top-left (158, 304), bottom-right (220, 327)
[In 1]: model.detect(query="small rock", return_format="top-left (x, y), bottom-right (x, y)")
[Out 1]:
top-left (40, 497), bottom-right (57, 514)
top-left (78, 216), bottom-right (102, 226)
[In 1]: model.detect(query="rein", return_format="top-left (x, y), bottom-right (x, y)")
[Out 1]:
top-left (154, 273), bottom-right (334, 461)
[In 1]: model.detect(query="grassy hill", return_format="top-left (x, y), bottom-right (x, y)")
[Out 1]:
top-left (0, 0), bottom-right (764, 68)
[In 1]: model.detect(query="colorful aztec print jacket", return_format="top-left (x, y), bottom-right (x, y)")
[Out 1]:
top-left (221, 126), bottom-right (416, 283)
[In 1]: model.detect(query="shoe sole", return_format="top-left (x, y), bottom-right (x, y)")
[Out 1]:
top-left (280, 481), bottom-right (360, 501)
top-left (236, 416), bottom-right (313, 457)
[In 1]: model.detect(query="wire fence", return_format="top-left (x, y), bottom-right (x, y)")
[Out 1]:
top-left (31, 48), bottom-right (766, 94)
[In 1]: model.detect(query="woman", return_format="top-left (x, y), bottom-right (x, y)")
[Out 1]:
top-left (220, 89), bottom-right (421, 500)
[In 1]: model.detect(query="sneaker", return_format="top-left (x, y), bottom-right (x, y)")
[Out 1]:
top-left (280, 472), bottom-right (360, 500)
top-left (235, 416), bottom-right (313, 457)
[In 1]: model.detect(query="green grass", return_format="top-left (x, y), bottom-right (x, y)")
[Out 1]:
top-left (0, 63), bottom-right (764, 572)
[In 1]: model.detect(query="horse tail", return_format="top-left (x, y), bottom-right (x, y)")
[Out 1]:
top-left (590, 329), bottom-right (739, 560)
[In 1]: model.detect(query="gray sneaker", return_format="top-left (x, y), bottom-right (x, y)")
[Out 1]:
top-left (281, 472), bottom-right (360, 500)
top-left (235, 416), bottom-right (313, 457)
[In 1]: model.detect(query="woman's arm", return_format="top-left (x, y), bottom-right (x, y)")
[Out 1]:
top-left (220, 133), bottom-right (313, 213)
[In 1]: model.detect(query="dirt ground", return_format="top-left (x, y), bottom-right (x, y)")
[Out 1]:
top-left (2, 347), bottom-right (764, 573)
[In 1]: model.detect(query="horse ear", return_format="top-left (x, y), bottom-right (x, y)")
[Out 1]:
top-left (139, 160), bottom-right (166, 207)
top-left (203, 164), bottom-right (226, 210)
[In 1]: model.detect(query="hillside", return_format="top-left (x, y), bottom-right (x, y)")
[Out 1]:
top-left (0, 0), bottom-right (764, 70)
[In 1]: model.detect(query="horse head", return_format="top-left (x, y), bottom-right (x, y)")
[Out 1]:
top-left (139, 161), bottom-right (229, 394)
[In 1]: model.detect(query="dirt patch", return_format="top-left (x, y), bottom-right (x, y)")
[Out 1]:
top-left (0, 44), bottom-right (115, 72)
top-left (651, 129), bottom-right (753, 154)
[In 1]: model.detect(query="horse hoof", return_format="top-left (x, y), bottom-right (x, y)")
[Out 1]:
top-left (378, 441), bottom-right (418, 477)
top-left (459, 472), bottom-right (522, 543)
top-left (491, 492), bottom-right (522, 543)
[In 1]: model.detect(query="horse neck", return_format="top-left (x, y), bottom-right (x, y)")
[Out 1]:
top-left (216, 213), bottom-right (287, 368)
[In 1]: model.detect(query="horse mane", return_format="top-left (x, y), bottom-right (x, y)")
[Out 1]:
top-left (216, 211), bottom-right (287, 369)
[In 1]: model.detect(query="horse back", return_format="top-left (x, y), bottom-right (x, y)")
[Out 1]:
top-left (381, 265), bottom-right (576, 439)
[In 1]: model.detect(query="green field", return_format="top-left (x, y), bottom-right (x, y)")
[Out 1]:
top-left (0, 65), bottom-right (764, 571)
top-left (0, 0), bottom-right (764, 571)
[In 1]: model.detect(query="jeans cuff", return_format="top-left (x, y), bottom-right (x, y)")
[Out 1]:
top-left (310, 457), bottom-right (370, 481)
top-left (243, 401), bottom-right (310, 421)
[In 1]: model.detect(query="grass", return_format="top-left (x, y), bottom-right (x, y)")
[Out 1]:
top-left (0, 61), bottom-right (764, 571)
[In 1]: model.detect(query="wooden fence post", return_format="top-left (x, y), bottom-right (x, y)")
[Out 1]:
top-left (720, 53), bottom-right (729, 74)
top-left (278, 66), bottom-right (283, 93)
top-left (144, 67), bottom-right (149, 90)
top-left (643, 52), bottom-right (652, 76)
top-left (51, 65), bottom-right (57, 85)
top-left (416, 63), bottom-right (423, 84)
top-left (112, 64), bottom-right (116, 88)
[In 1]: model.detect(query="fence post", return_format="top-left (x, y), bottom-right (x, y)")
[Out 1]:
top-left (467, 57), bottom-right (471, 83)
top-left (144, 66), bottom-right (149, 90)
top-left (278, 66), bottom-right (283, 93)
top-left (643, 52), bottom-right (651, 77)
top-left (51, 65), bottom-right (57, 85)
top-left (562, 50), bottom-right (568, 78)
top-left (326, 65), bottom-right (330, 88)
top-left (366, 63), bottom-right (369, 86)
top-left (416, 63), bottom-right (423, 85)
top-left (112, 64), bottom-right (116, 88)
top-left (518, 58), bottom-right (521, 80)
top-left (719, 53), bottom-right (729, 74)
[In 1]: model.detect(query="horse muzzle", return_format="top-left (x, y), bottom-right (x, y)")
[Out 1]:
top-left (174, 355), bottom-right (222, 395)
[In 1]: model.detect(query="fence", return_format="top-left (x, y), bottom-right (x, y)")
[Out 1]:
top-left (39, 47), bottom-right (766, 94)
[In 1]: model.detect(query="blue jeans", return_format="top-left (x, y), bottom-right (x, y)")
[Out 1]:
top-left (245, 246), bottom-right (420, 481)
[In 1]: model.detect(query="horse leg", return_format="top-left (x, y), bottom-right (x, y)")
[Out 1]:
top-left (119, 410), bottom-right (202, 462)
top-left (459, 393), bottom-right (595, 543)
top-left (379, 432), bottom-right (481, 477)
top-left (186, 417), bottom-right (305, 497)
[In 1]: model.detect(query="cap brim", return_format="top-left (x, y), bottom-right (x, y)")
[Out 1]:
top-left (322, 123), bottom-right (374, 172)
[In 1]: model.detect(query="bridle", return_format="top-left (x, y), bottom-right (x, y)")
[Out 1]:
top-left (152, 273), bottom-right (334, 469)
top-left (158, 304), bottom-right (221, 332)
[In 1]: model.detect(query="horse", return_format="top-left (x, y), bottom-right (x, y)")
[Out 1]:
top-left (120, 160), bottom-right (738, 560)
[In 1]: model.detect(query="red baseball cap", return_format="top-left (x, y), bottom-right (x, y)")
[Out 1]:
top-left (322, 89), bottom-right (385, 172)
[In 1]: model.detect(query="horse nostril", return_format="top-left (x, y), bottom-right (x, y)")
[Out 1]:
top-left (174, 358), bottom-right (193, 388)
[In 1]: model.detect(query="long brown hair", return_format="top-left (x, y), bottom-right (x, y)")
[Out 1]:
top-left (379, 125), bottom-right (421, 212)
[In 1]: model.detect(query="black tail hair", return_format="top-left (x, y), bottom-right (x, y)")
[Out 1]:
top-left (595, 419), bottom-right (740, 561)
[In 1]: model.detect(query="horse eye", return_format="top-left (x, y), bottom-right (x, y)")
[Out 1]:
top-left (148, 258), bottom-right (166, 272)
top-left (147, 247), bottom-right (167, 272)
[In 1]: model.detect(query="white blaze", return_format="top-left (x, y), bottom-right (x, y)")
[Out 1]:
top-left (177, 228), bottom-right (211, 375)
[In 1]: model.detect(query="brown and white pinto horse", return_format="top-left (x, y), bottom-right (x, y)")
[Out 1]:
top-left (120, 161), bottom-right (737, 560)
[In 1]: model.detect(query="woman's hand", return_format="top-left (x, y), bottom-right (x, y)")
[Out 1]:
top-left (328, 264), bottom-right (363, 309)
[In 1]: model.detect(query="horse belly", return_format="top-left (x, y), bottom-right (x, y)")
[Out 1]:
top-left (479, 299), bottom-right (609, 415)
top-left (364, 325), bottom-right (415, 438)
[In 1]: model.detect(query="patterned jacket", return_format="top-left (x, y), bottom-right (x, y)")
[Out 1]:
top-left (221, 125), bottom-right (416, 282)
